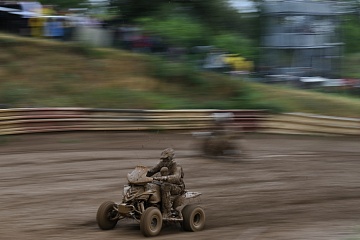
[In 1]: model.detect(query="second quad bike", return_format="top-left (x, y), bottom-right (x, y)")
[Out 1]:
top-left (96, 165), bottom-right (206, 237)
top-left (193, 131), bottom-right (242, 157)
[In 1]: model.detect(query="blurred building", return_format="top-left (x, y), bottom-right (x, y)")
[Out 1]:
top-left (0, 1), bottom-right (42, 35)
top-left (259, 0), bottom-right (344, 81)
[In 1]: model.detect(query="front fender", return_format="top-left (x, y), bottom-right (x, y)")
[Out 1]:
top-left (146, 183), bottom-right (161, 203)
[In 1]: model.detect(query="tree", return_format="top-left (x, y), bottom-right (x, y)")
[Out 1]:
top-left (37, 0), bottom-right (88, 10)
top-left (109, 0), bottom-right (165, 21)
top-left (109, 0), bottom-right (259, 37)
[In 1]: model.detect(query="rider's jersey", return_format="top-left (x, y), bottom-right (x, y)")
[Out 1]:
top-left (147, 160), bottom-right (185, 191)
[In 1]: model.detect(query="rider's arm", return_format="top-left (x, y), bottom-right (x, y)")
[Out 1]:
top-left (146, 162), bottom-right (162, 177)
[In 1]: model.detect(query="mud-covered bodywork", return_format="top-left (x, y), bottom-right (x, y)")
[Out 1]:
top-left (96, 165), bottom-right (206, 237)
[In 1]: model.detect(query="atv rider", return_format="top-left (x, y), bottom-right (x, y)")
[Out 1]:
top-left (146, 148), bottom-right (185, 218)
top-left (207, 112), bottom-right (246, 156)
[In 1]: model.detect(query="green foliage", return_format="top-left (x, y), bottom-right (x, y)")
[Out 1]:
top-left (343, 53), bottom-right (360, 78)
top-left (145, 56), bottom-right (284, 111)
top-left (137, 15), bottom-right (258, 59)
top-left (110, 0), bottom-right (165, 21)
top-left (342, 16), bottom-right (360, 54)
top-left (138, 16), bottom-right (210, 48)
top-left (110, 0), bottom-right (261, 39)
top-left (227, 83), bottom-right (285, 112)
top-left (211, 33), bottom-right (257, 60)
top-left (37, 0), bottom-right (86, 10)
top-left (147, 57), bottom-right (205, 86)
top-left (137, 15), bottom-right (258, 61)
top-left (183, 0), bottom-right (255, 36)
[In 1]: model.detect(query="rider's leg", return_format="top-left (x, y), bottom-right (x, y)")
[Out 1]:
top-left (161, 184), bottom-right (184, 218)
top-left (161, 184), bottom-right (172, 218)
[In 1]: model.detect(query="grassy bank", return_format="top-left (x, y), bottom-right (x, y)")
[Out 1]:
top-left (0, 33), bottom-right (359, 118)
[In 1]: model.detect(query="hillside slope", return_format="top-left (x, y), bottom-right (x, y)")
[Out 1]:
top-left (0, 33), bottom-right (359, 118)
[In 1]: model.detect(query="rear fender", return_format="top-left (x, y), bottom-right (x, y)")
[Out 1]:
top-left (174, 191), bottom-right (202, 212)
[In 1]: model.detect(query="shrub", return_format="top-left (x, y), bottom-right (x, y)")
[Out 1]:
top-left (137, 16), bottom-right (211, 48)
top-left (148, 57), bottom-right (205, 86)
top-left (211, 33), bottom-right (257, 60)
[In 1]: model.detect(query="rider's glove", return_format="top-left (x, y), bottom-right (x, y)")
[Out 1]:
top-left (153, 176), bottom-right (168, 181)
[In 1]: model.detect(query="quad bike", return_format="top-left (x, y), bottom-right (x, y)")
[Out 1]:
top-left (193, 131), bottom-right (242, 157)
top-left (193, 112), bottom-right (244, 158)
top-left (96, 165), bottom-right (206, 237)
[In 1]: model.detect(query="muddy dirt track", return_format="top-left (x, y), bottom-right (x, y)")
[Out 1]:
top-left (0, 131), bottom-right (360, 240)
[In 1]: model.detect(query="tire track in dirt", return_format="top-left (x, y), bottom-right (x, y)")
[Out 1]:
top-left (0, 132), bottom-right (359, 239)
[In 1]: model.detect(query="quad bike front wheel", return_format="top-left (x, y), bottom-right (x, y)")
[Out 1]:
top-left (96, 201), bottom-right (119, 230)
top-left (140, 207), bottom-right (163, 237)
top-left (182, 204), bottom-right (206, 232)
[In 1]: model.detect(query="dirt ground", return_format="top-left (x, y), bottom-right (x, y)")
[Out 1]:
top-left (0, 131), bottom-right (360, 240)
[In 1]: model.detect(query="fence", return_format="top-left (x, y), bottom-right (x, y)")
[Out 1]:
top-left (0, 108), bottom-right (266, 135)
top-left (260, 112), bottom-right (360, 136)
top-left (0, 108), bottom-right (358, 136)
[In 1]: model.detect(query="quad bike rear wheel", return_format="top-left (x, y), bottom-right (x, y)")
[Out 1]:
top-left (140, 207), bottom-right (163, 237)
top-left (182, 204), bottom-right (206, 232)
top-left (96, 201), bottom-right (118, 230)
